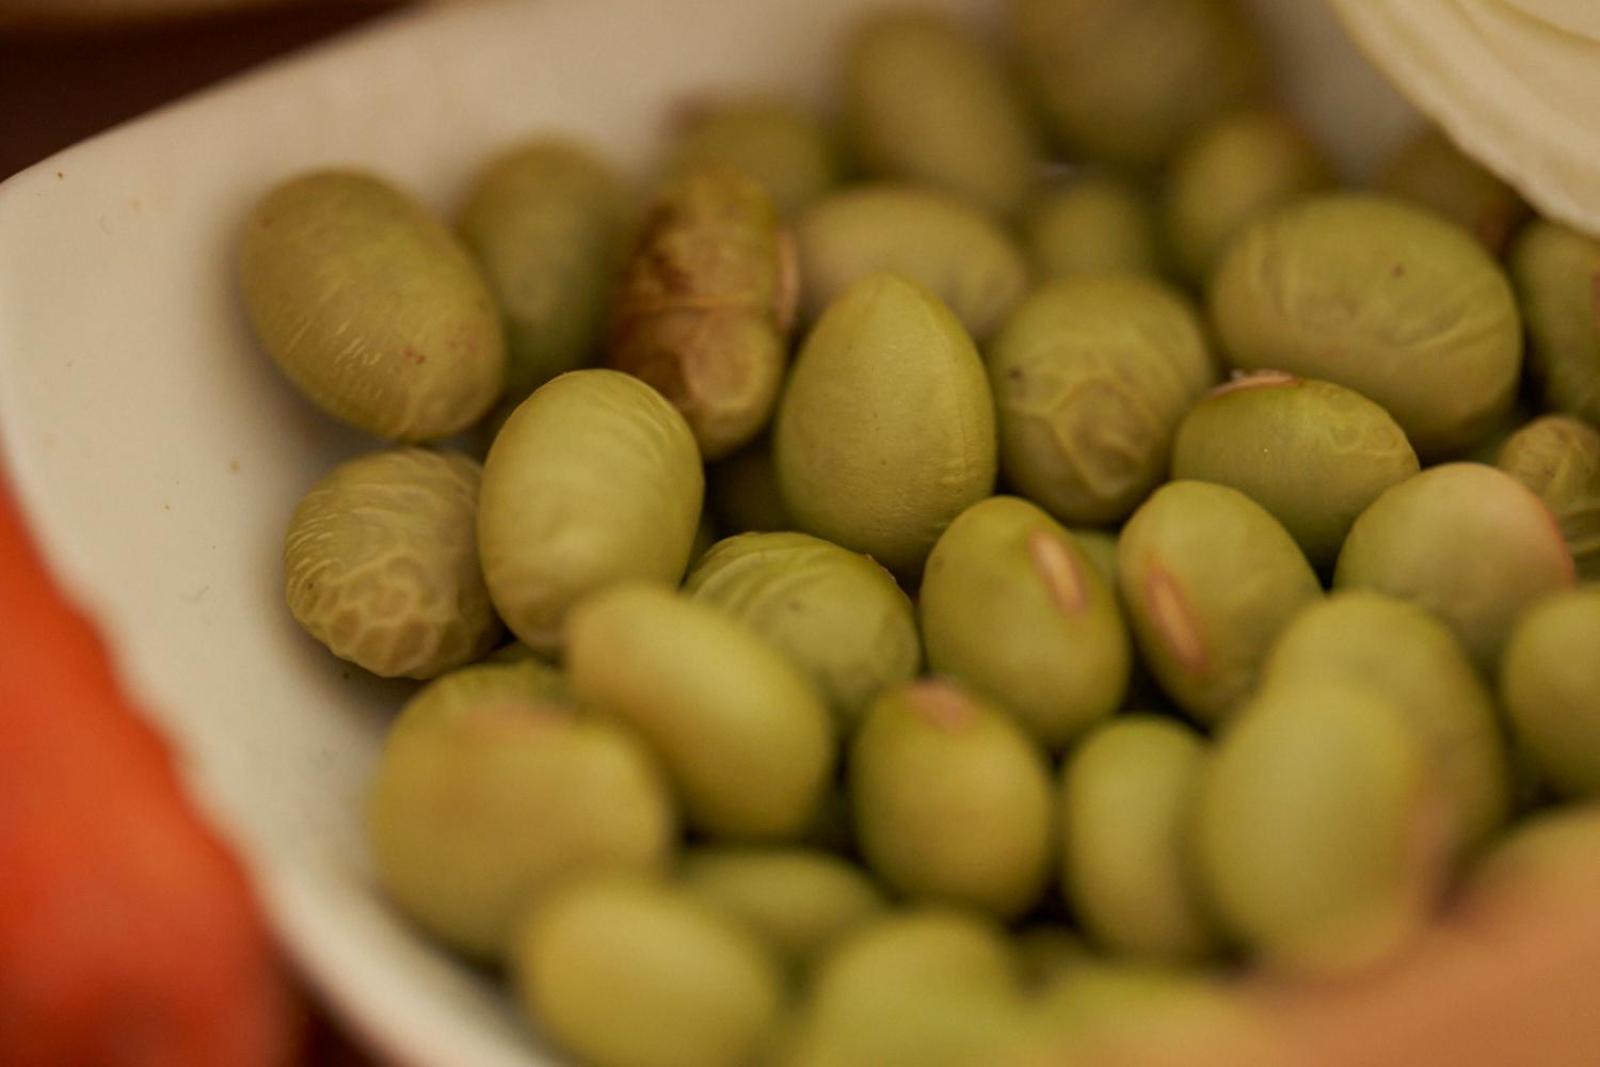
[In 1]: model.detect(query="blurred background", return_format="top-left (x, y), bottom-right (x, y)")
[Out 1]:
top-left (0, 0), bottom-right (404, 180)
top-left (3, 7), bottom-right (415, 1054)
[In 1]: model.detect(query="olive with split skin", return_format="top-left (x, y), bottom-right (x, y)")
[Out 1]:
top-left (607, 165), bottom-right (794, 460)
top-left (1116, 480), bottom-right (1321, 724)
top-left (920, 495), bottom-right (1130, 750)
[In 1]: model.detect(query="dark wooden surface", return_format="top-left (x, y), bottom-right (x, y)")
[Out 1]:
top-left (0, 1), bottom-right (401, 180)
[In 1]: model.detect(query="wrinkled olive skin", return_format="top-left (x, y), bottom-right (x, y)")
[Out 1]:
top-left (667, 99), bottom-right (841, 217)
top-left (457, 139), bottom-right (630, 401)
top-left (1210, 194), bottom-right (1523, 458)
top-left (367, 696), bottom-right (676, 961)
top-left (477, 369), bottom-right (703, 654)
top-left (795, 185), bottom-right (1029, 340)
top-left (1196, 682), bottom-right (1447, 976)
top-left (1058, 715), bottom-right (1220, 961)
top-left (850, 680), bottom-right (1054, 919)
top-left (1377, 127), bottom-right (1529, 255)
top-left (1170, 372), bottom-right (1419, 568)
top-left (775, 273), bottom-right (997, 578)
top-left (1259, 591), bottom-right (1511, 854)
top-left (565, 584), bottom-right (836, 841)
top-left (782, 909), bottom-right (1029, 1067)
top-left (1011, 0), bottom-right (1266, 168)
top-left (1334, 463), bottom-right (1576, 670)
top-left (920, 496), bottom-right (1130, 749)
top-left (1496, 415), bottom-right (1600, 580)
top-left (284, 448), bottom-right (500, 679)
top-left (678, 846), bottom-right (886, 970)
top-left (844, 11), bottom-right (1039, 217)
top-left (1501, 587), bottom-right (1600, 799)
top-left (607, 166), bottom-right (793, 459)
top-left (707, 436), bottom-right (793, 534)
top-left (685, 531), bottom-right (920, 730)
top-left (988, 275), bottom-right (1215, 525)
top-left (1164, 108), bottom-right (1332, 283)
top-left (240, 170), bottom-right (505, 440)
top-left (1117, 481), bottom-right (1321, 723)
top-left (1026, 175), bottom-right (1160, 280)
top-left (510, 876), bottom-right (783, 1067)
top-left (1509, 219), bottom-right (1600, 426)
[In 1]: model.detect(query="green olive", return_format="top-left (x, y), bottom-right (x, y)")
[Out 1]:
top-left (1209, 194), bottom-right (1523, 457)
top-left (1195, 681), bottom-right (1448, 975)
top-left (456, 139), bottom-right (630, 401)
top-left (794, 185), bottom-right (1029, 340)
top-left (988, 275), bottom-right (1215, 525)
top-left (477, 369), bottom-right (703, 654)
top-left (1025, 175), bottom-right (1160, 280)
top-left (1011, 0), bottom-right (1265, 168)
top-left (1026, 961), bottom-right (1243, 1059)
top-left (920, 496), bottom-right (1130, 749)
top-left (1058, 715), bottom-right (1219, 961)
top-left (240, 170), bottom-right (504, 440)
top-left (782, 909), bottom-right (1029, 1067)
top-left (565, 583), bottom-right (836, 841)
top-left (1334, 463), bottom-right (1576, 670)
top-left (1509, 220), bottom-right (1600, 426)
top-left (1259, 591), bottom-right (1511, 855)
top-left (844, 10), bottom-right (1039, 217)
top-left (389, 655), bottom-right (569, 735)
top-left (284, 448), bottom-right (500, 679)
top-left (684, 531), bottom-right (920, 730)
top-left (606, 166), bottom-right (793, 460)
top-left (849, 680), bottom-right (1053, 919)
top-left (1496, 415), bottom-right (1600, 581)
top-left (1117, 481), bottom-right (1321, 724)
top-left (678, 846), bottom-right (886, 971)
top-left (1500, 586), bottom-right (1600, 798)
top-left (510, 875), bottom-right (783, 1067)
top-left (1164, 108), bottom-right (1331, 283)
top-left (1377, 126), bottom-right (1529, 255)
top-left (775, 273), bottom-right (996, 578)
top-left (367, 695), bottom-right (676, 960)
top-left (666, 98), bottom-right (841, 216)
top-left (1169, 372), bottom-right (1420, 568)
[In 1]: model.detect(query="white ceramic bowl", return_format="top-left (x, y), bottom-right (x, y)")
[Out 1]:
top-left (0, 1), bottom-right (1422, 1063)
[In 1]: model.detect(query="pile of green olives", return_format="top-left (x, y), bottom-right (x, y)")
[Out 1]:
top-left (241, 2), bottom-right (1600, 1064)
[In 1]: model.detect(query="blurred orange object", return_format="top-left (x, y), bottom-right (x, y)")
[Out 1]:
top-left (0, 476), bottom-right (304, 1066)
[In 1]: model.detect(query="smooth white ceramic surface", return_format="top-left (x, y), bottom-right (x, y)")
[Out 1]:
top-left (0, 2), bottom-right (1418, 1063)
top-left (1331, 0), bottom-right (1600, 237)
